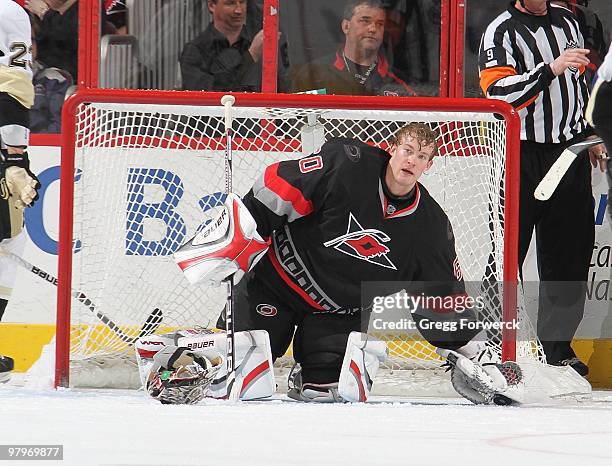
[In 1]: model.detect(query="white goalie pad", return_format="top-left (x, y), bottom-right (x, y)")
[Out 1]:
top-left (173, 193), bottom-right (270, 285)
top-left (337, 332), bottom-right (388, 402)
top-left (135, 329), bottom-right (275, 401)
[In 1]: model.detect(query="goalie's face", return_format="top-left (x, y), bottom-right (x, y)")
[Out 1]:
top-left (386, 135), bottom-right (435, 196)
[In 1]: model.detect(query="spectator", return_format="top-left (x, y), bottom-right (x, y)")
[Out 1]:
top-left (381, 0), bottom-right (441, 95)
top-left (179, 0), bottom-right (289, 92)
top-left (551, 0), bottom-right (609, 85)
top-left (25, 0), bottom-right (78, 81)
top-left (479, 0), bottom-right (608, 376)
top-left (104, 0), bottom-right (127, 35)
top-left (291, 0), bottom-right (416, 96)
top-left (29, 16), bottom-right (72, 134)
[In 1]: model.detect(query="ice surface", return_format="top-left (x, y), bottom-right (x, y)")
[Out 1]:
top-left (1, 385), bottom-right (612, 466)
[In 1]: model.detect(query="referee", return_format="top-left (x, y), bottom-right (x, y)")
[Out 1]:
top-left (479, 0), bottom-right (608, 376)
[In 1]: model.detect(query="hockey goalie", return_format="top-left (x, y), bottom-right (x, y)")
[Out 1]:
top-left (164, 122), bottom-right (590, 405)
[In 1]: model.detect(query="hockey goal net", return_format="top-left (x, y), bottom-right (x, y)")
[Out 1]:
top-left (55, 90), bottom-right (544, 392)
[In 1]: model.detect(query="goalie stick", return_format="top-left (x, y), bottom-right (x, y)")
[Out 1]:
top-left (220, 94), bottom-right (242, 401)
top-left (534, 137), bottom-right (603, 201)
top-left (0, 248), bottom-right (163, 344)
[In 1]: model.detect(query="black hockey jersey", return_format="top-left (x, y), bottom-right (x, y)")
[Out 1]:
top-left (242, 138), bottom-right (464, 312)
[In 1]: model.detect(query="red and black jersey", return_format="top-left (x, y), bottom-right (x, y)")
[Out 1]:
top-left (291, 49), bottom-right (417, 97)
top-left (242, 138), bottom-right (464, 313)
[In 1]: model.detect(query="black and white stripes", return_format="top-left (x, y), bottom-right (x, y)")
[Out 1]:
top-left (479, 3), bottom-right (590, 143)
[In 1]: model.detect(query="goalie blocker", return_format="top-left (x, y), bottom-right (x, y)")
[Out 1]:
top-left (173, 193), bottom-right (270, 285)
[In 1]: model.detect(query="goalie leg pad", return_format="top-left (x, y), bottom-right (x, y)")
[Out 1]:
top-left (287, 332), bottom-right (387, 403)
top-left (337, 332), bottom-right (388, 402)
top-left (173, 193), bottom-right (270, 285)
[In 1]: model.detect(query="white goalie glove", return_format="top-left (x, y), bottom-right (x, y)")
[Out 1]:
top-left (438, 348), bottom-right (522, 405)
top-left (145, 345), bottom-right (223, 405)
top-left (173, 193), bottom-right (270, 285)
top-left (2, 165), bottom-right (39, 209)
top-left (438, 347), bottom-right (592, 405)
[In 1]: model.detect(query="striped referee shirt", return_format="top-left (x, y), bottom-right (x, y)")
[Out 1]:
top-left (479, 2), bottom-right (590, 143)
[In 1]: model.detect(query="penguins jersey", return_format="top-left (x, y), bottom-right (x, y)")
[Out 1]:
top-left (0, 0), bottom-right (34, 109)
top-left (242, 137), bottom-right (465, 313)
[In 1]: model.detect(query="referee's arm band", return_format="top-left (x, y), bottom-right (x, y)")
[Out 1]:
top-left (479, 66), bottom-right (517, 96)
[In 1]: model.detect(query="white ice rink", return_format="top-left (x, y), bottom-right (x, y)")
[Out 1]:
top-left (1, 385), bottom-right (612, 466)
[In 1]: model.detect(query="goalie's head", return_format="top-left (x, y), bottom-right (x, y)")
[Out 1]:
top-left (386, 122), bottom-right (438, 197)
top-left (146, 346), bottom-right (222, 405)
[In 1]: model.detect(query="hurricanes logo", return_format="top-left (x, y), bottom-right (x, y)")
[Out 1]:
top-left (343, 144), bottom-right (361, 163)
top-left (323, 213), bottom-right (396, 270)
top-left (256, 304), bottom-right (278, 317)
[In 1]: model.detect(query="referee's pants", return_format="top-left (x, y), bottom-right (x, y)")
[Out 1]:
top-left (518, 138), bottom-right (595, 364)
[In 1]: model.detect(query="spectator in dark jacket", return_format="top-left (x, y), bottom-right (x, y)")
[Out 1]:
top-left (179, 0), bottom-right (288, 92)
top-left (25, 0), bottom-right (78, 81)
top-left (291, 0), bottom-right (416, 96)
top-left (31, 49), bottom-right (72, 133)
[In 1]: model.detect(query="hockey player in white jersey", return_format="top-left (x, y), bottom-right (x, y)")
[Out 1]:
top-left (0, 0), bottom-right (40, 383)
top-left (586, 43), bottom-right (612, 224)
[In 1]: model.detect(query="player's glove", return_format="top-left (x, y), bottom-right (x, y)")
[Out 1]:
top-left (1, 150), bottom-right (41, 209)
top-left (438, 348), bottom-right (522, 405)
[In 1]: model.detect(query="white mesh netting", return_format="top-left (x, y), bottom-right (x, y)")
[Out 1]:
top-left (62, 99), bottom-right (545, 392)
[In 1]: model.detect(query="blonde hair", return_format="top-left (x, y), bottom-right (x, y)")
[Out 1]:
top-left (392, 122), bottom-right (439, 159)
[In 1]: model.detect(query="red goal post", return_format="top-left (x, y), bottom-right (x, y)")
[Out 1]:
top-left (56, 89), bottom-right (523, 389)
